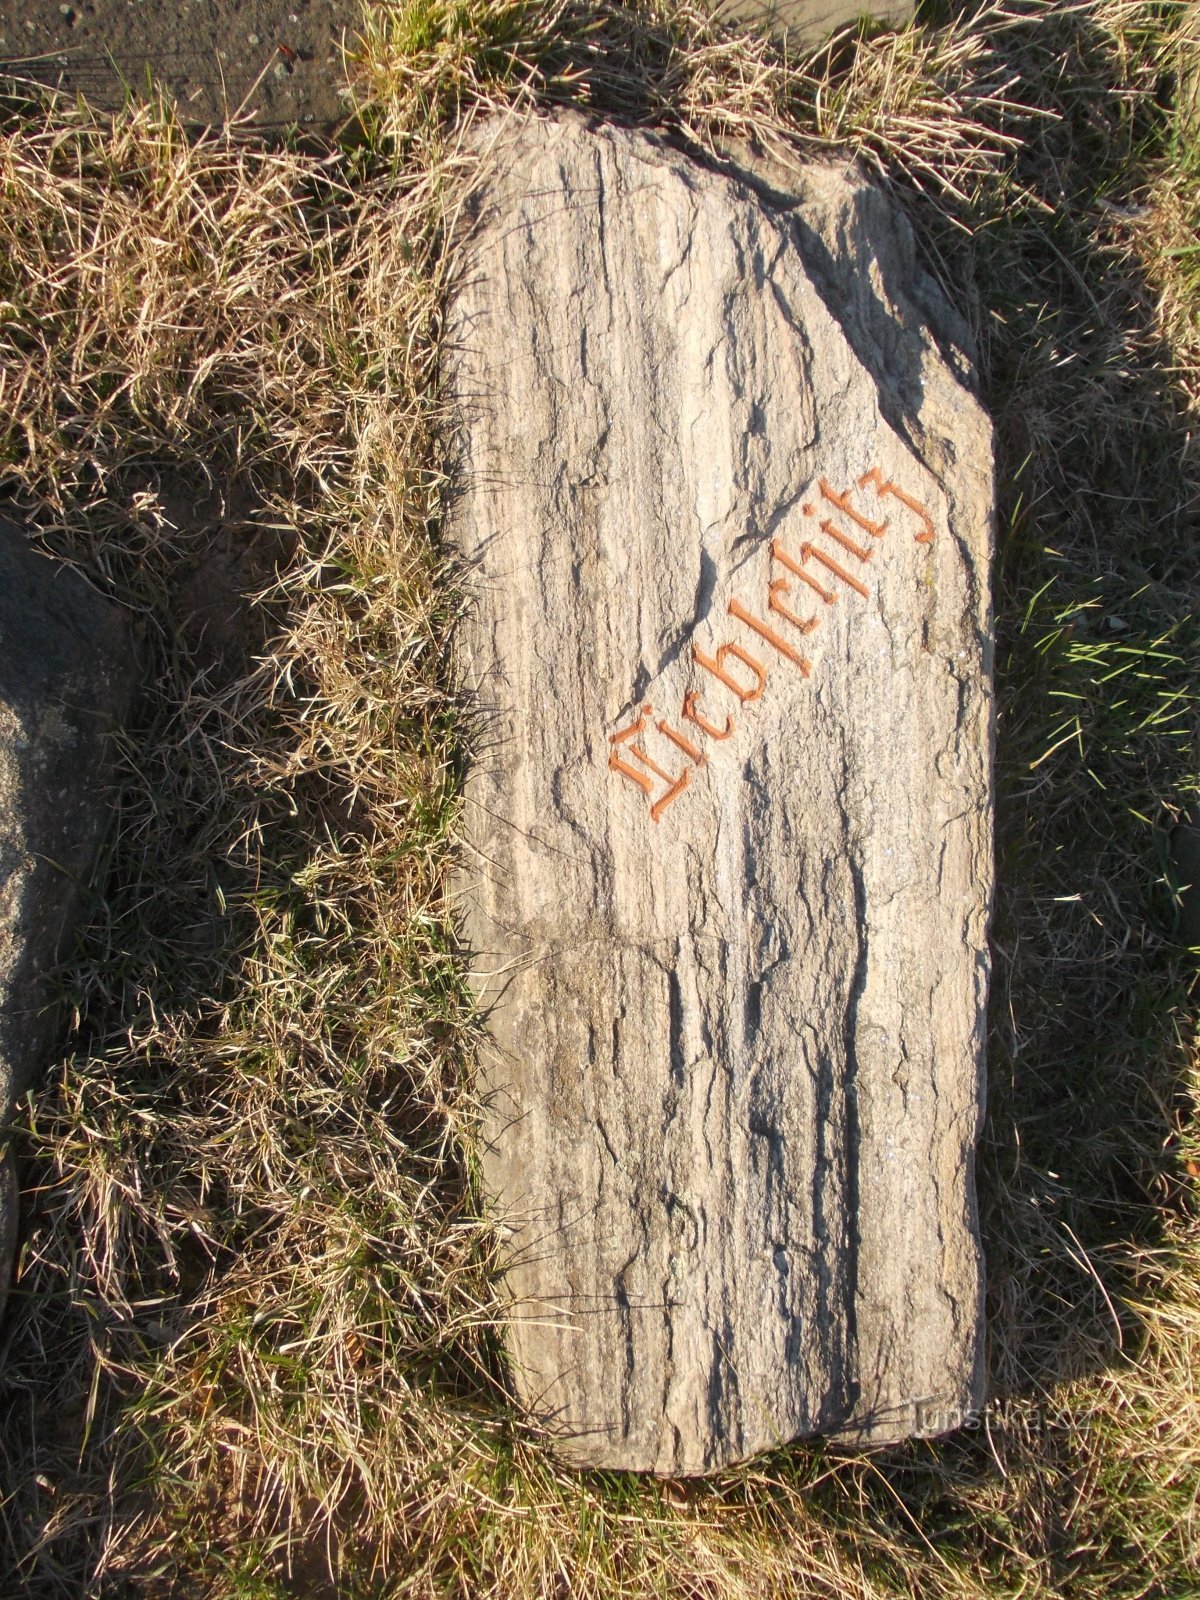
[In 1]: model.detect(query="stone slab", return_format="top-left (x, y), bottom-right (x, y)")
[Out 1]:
top-left (0, 522), bottom-right (135, 1302)
top-left (448, 112), bottom-right (994, 1475)
top-left (708, 0), bottom-right (913, 46)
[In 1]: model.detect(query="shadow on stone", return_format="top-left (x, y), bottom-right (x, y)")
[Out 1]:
top-left (0, 522), bottom-right (138, 1312)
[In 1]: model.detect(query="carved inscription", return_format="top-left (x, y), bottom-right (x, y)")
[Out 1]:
top-left (606, 467), bottom-right (935, 821)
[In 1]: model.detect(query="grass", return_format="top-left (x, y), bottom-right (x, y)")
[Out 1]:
top-left (0, 0), bottom-right (1198, 1594)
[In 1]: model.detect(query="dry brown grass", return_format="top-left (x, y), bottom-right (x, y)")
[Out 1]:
top-left (0, 1), bottom-right (1197, 1596)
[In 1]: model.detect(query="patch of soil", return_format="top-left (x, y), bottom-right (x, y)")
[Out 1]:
top-left (152, 468), bottom-right (296, 676)
top-left (0, 0), bottom-right (362, 134)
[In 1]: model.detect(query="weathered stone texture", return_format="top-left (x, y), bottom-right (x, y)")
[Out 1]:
top-left (707, 0), bottom-right (912, 47)
top-left (449, 114), bottom-right (994, 1474)
top-left (0, 524), bottom-right (134, 1298)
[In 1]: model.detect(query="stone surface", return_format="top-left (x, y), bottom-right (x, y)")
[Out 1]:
top-left (0, 523), bottom-right (135, 1301)
top-left (707, 0), bottom-right (912, 47)
top-left (449, 113), bottom-right (994, 1475)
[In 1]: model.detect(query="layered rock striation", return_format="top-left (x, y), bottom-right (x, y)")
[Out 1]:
top-left (448, 114), bottom-right (995, 1474)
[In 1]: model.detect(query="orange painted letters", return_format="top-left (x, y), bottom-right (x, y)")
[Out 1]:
top-left (608, 705), bottom-right (693, 823)
top-left (803, 542), bottom-right (871, 600)
top-left (603, 464), bottom-right (936, 822)
top-left (819, 518), bottom-right (873, 564)
top-left (819, 476), bottom-right (888, 538)
top-left (858, 467), bottom-right (935, 544)
top-left (693, 641), bottom-right (767, 704)
top-left (771, 536), bottom-right (836, 605)
top-left (656, 716), bottom-right (706, 766)
top-left (728, 599), bottom-right (812, 676)
top-left (768, 576), bottom-right (820, 634)
top-left (682, 689), bottom-right (735, 741)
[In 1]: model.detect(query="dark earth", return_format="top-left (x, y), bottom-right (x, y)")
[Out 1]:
top-left (0, 0), bottom-right (362, 133)
top-left (0, 0), bottom-right (912, 136)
